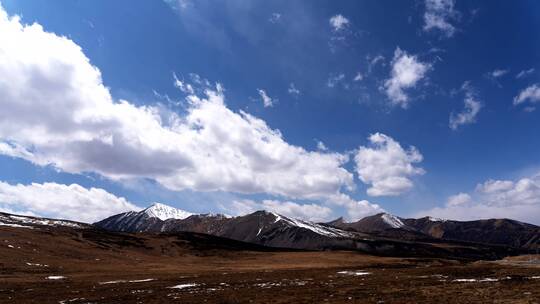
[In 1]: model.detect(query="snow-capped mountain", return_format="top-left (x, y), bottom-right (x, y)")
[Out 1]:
top-left (143, 203), bottom-right (193, 220)
top-left (328, 213), bottom-right (410, 233)
top-left (94, 206), bottom-right (356, 250)
top-left (94, 205), bottom-right (540, 251)
top-left (327, 213), bottom-right (540, 250)
top-left (381, 213), bottom-right (405, 229)
top-left (93, 203), bottom-right (195, 233)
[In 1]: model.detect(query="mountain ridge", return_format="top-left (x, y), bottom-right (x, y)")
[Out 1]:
top-left (94, 203), bottom-right (539, 255)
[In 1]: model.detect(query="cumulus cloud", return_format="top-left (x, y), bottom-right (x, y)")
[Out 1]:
top-left (513, 84), bottom-right (540, 106)
top-left (355, 133), bottom-right (424, 197)
top-left (417, 174), bottom-right (540, 225)
top-left (382, 48), bottom-right (430, 108)
top-left (0, 6), bottom-right (383, 219)
top-left (0, 181), bottom-right (140, 223)
top-left (446, 192), bottom-right (471, 206)
top-left (329, 14), bottom-right (349, 31)
top-left (227, 193), bottom-right (383, 222)
top-left (423, 0), bottom-right (459, 37)
top-left (226, 199), bottom-right (334, 222)
top-left (449, 83), bottom-right (482, 130)
top-left (257, 88), bottom-right (275, 107)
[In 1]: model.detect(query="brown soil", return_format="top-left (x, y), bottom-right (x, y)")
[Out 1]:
top-left (1, 226), bottom-right (539, 303)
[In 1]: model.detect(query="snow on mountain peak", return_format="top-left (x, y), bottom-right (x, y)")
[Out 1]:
top-left (381, 213), bottom-right (405, 228)
top-left (427, 216), bottom-right (446, 222)
top-left (271, 212), bottom-right (351, 238)
top-left (143, 203), bottom-right (193, 221)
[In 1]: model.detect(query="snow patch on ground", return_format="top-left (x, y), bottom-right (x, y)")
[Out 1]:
top-left (26, 262), bottom-right (48, 267)
top-left (169, 283), bottom-right (199, 289)
top-left (452, 277), bottom-right (510, 283)
top-left (0, 223), bottom-right (33, 229)
top-left (337, 271), bottom-right (371, 276)
top-left (99, 278), bottom-right (155, 285)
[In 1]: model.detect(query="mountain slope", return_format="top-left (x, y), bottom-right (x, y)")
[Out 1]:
top-left (0, 212), bottom-right (89, 229)
top-left (329, 213), bottom-right (409, 233)
top-left (94, 205), bottom-right (534, 259)
top-left (327, 213), bottom-right (540, 250)
top-left (95, 208), bottom-right (357, 250)
top-left (0, 209), bottom-right (528, 260)
top-left (403, 217), bottom-right (540, 249)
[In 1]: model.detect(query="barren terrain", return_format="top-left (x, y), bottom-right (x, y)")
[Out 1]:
top-left (1, 226), bottom-right (539, 303)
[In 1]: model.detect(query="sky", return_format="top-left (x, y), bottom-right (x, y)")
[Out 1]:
top-left (0, 0), bottom-right (539, 224)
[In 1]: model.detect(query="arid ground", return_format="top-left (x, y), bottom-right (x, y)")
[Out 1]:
top-left (1, 226), bottom-right (539, 304)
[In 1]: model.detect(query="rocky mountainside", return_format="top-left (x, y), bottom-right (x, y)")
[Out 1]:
top-left (95, 206), bottom-right (357, 250)
top-left (93, 203), bottom-right (538, 259)
top-left (0, 209), bottom-right (530, 260)
top-left (0, 212), bottom-right (90, 229)
top-left (327, 213), bottom-right (540, 250)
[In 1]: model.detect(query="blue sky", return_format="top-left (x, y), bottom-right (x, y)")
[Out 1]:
top-left (0, 0), bottom-right (539, 224)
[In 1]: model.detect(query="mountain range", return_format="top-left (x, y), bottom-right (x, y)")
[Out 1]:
top-left (93, 203), bottom-right (540, 260)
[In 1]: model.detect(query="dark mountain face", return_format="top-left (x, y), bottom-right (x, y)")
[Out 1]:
top-left (402, 217), bottom-right (540, 250)
top-left (327, 213), bottom-right (540, 250)
top-left (329, 213), bottom-right (409, 233)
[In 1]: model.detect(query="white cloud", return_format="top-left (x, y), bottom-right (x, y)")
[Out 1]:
top-left (173, 73), bottom-right (195, 94)
top-left (516, 68), bottom-right (535, 79)
top-left (367, 55), bottom-right (384, 73)
top-left (449, 83), bottom-right (482, 130)
top-left (288, 83), bottom-right (300, 96)
top-left (513, 84), bottom-right (540, 106)
top-left (355, 133), bottom-right (424, 197)
top-left (476, 178), bottom-right (540, 206)
top-left (226, 194), bottom-right (384, 222)
top-left (257, 88), bottom-right (275, 107)
top-left (489, 69), bottom-right (508, 78)
top-left (329, 14), bottom-right (349, 31)
top-left (417, 174), bottom-right (540, 225)
top-left (486, 69), bottom-right (509, 87)
top-left (382, 48), bottom-right (430, 108)
top-left (327, 73), bottom-right (345, 88)
top-left (317, 141), bottom-right (328, 151)
top-left (423, 0), bottom-right (458, 37)
top-left (0, 6), bottom-right (383, 218)
top-left (226, 199), bottom-right (333, 222)
top-left (353, 72), bottom-right (363, 82)
top-left (269, 13), bottom-right (281, 24)
top-left (165, 0), bottom-right (192, 11)
top-left (446, 192), bottom-right (471, 206)
top-left (0, 181), bottom-right (141, 223)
